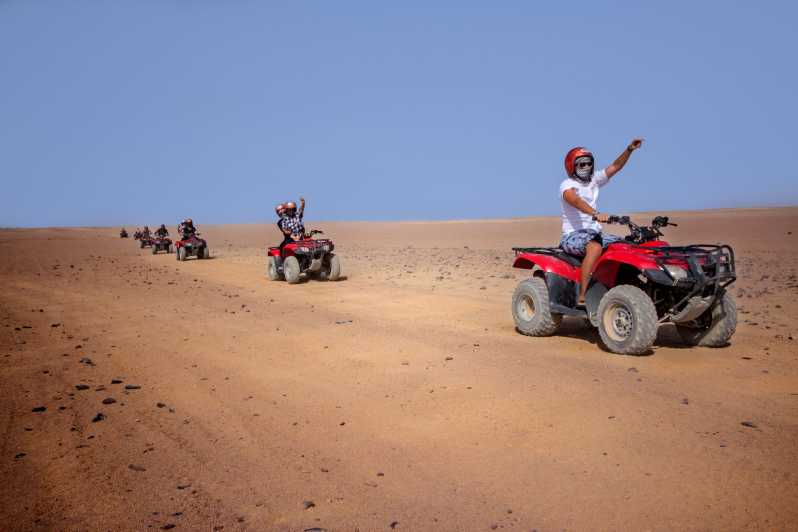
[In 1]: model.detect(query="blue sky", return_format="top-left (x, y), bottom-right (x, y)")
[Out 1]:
top-left (1, 1), bottom-right (796, 227)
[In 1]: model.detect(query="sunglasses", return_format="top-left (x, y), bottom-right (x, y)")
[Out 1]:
top-left (576, 160), bottom-right (593, 169)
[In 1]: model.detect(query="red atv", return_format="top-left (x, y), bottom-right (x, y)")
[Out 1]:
top-left (120, 228), bottom-right (129, 238)
top-left (133, 230), bottom-right (142, 240)
top-left (175, 233), bottom-right (209, 261)
top-left (151, 236), bottom-right (172, 254)
top-left (511, 216), bottom-right (737, 355)
top-left (267, 230), bottom-right (341, 284)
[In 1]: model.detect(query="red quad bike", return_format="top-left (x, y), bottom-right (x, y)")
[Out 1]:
top-left (120, 229), bottom-right (129, 238)
top-left (511, 216), bottom-right (737, 355)
top-left (133, 231), bottom-right (142, 240)
top-left (151, 236), bottom-right (172, 255)
top-left (175, 233), bottom-right (210, 261)
top-left (267, 230), bottom-right (341, 284)
top-left (139, 235), bottom-right (154, 249)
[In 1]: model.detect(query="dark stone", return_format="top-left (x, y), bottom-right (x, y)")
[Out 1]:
top-left (15, 452), bottom-right (26, 459)
top-left (111, 379), bottom-right (123, 384)
top-left (32, 406), bottom-right (46, 413)
top-left (102, 398), bottom-right (116, 405)
top-left (128, 464), bottom-right (146, 472)
top-left (92, 413), bottom-right (106, 422)
top-left (75, 384), bottom-right (90, 391)
top-left (303, 500), bottom-right (315, 509)
top-left (161, 524), bottom-right (175, 530)
top-left (157, 402), bottom-right (166, 408)
top-left (390, 522), bottom-right (399, 529)
top-left (125, 384), bottom-right (141, 390)
top-left (741, 421), bottom-right (758, 428)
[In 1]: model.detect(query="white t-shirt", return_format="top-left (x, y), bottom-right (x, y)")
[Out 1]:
top-left (559, 169), bottom-right (609, 236)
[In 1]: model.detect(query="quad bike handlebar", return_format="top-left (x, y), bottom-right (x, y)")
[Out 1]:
top-left (605, 215), bottom-right (678, 244)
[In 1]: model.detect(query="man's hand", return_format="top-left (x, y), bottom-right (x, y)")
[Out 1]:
top-left (627, 138), bottom-right (643, 152)
top-left (593, 212), bottom-right (610, 223)
top-left (299, 196), bottom-right (305, 204)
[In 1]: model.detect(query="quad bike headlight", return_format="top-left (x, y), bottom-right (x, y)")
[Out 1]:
top-left (299, 247), bottom-right (310, 253)
top-left (663, 264), bottom-right (688, 280)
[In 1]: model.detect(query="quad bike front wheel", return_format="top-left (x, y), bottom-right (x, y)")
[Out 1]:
top-left (597, 285), bottom-right (658, 355)
top-left (267, 256), bottom-right (282, 281)
top-left (201, 246), bottom-right (210, 259)
top-left (318, 254), bottom-right (342, 281)
top-left (151, 245), bottom-right (157, 255)
top-left (283, 256), bottom-right (301, 284)
top-left (512, 277), bottom-right (562, 337)
top-left (676, 290), bottom-right (737, 347)
top-left (177, 247), bottom-right (186, 261)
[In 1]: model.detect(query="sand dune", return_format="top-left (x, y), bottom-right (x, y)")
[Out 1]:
top-left (1, 208), bottom-right (797, 531)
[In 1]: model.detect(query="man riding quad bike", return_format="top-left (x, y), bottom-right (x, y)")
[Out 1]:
top-left (119, 228), bottom-right (129, 238)
top-left (150, 224), bottom-right (172, 254)
top-left (510, 140), bottom-right (736, 354)
top-left (268, 198), bottom-right (340, 283)
top-left (175, 219), bottom-right (209, 261)
top-left (511, 215), bottom-right (737, 354)
top-left (267, 229), bottom-right (341, 283)
top-left (139, 226), bottom-right (154, 248)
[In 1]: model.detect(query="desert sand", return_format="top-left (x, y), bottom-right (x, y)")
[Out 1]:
top-left (1, 208), bottom-right (797, 531)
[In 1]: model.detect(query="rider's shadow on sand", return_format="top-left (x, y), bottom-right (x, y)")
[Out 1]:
top-left (553, 319), bottom-right (710, 355)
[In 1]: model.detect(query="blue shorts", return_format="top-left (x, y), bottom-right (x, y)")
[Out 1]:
top-left (559, 229), bottom-right (624, 257)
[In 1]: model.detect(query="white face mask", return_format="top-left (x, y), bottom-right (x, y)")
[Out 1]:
top-left (574, 157), bottom-right (593, 181)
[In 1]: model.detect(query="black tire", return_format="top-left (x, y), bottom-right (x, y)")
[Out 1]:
top-left (327, 254), bottom-right (341, 281)
top-left (283, 256), bottom-right (301, 284)
top-left (676, 291), bottom-right (737, 347)
top-left (267, 256), bottom-right (282, 281)
top-left (177, 247), bottom-right (186, 262)
top-left (151, 245), bottom-right (157, 255)
top-left (597, 285), bottom-right (658, 355)
top-left (168, 244), bottom-right (173, 254)
top-left (512, 277), bottom-right (562, 337)
top-left (202, 246), bottom-right (210, 259)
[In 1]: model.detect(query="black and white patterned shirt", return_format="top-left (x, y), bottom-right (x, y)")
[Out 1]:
top-left (279, 213), bottom-right (304, 236)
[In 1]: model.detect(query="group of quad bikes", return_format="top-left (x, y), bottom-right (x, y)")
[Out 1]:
top-left (121, 227), bottom-right (210, 261)
top-left (121, 214), bottom-right (738, 356)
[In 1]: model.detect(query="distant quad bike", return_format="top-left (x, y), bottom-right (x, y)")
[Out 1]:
top-left (511, 216), bottom-right (737, 355)
top-left (133, 230), bottom-right (142, 240)
top-left (175, 233), bottom-right (209, 261)
top-left (139, 236), bottom-right (154, 249)
top-left (151, 236), bottom-right (172, 254)
top-left (267, 230), bottom-right (341, 284)
top-left (120, 229), bottom-right (129, 238)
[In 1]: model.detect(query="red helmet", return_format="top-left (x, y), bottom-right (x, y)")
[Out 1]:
top-left (564, 147), bottom-right (593, 178)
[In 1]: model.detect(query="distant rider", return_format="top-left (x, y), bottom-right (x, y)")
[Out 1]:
top-left (155, 224), bottom-right (169, 238)
top-left (141, 226), bottom-right (152, 239)
top-left (278, 197), bottom-right (305, 257)
top-left (178, 219), bottom-right (197, 240)
top-left (559, 139), bottom-right (643, 306)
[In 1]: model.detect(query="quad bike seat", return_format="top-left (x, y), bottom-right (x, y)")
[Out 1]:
top-left (555, 247), bottom-right (584, 267)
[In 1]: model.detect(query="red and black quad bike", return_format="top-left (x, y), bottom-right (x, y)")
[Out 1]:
top-left (175, 233), bottom-right (209, 261)
top-left (151, 236), bottom-right (172, 255)
top-left (133, 230), bottom-right (142, 240)
top-left (511, 216), bottom-right (737, 355)
top-left (139, 235), bottom-right (154, 249)
top-left (120, 229), bottom-right (129, 238)
top-left (267, 230), bottom-right (341, 284)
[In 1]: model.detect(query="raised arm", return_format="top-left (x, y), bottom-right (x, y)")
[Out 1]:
top-left (605, 138), bottom-right (643, 179)
top-left (298, 196), bottom-right (306, 217)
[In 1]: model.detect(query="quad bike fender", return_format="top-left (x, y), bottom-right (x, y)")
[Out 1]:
top-left (267, 247), bottom-right (281, 257)
top-left (513, 254), bottom-right (578, 281)
top-left (584, 282), bottom-right (608, 327)
top-left (592, 251), bottom-right (659, 288)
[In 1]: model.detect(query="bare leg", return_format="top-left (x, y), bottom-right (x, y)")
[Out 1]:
top-left (578, 240), bottom-right (602, 304)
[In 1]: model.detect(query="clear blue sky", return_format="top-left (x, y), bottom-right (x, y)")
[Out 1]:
top-left (1, 1), bottom-right (796, 227)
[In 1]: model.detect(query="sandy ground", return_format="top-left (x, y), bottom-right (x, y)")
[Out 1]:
top-left (1, 208), bottom-right (797, 531)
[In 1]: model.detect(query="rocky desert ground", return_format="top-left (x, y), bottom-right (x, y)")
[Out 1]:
top-left (1, 208), bottom-right (797, 531)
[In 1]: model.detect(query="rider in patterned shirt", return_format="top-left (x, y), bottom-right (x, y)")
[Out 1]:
top-left (278, 197), bottom-right (305, 257)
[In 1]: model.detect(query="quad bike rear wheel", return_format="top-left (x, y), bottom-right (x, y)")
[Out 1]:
top-left (267, 256), bottom-right (282, 281)
top-left (283, 256), bottom-right (301, 284)
top-left (151, 245), bottom-right (157, 255)
top-left (597, 285), bottom-right (658, 355)
top-left (177, 247), bottom-right (186, 261)
top-left (201, 246), bottom-right (210, 259)
top-left (512, 277), bottom-right (562, 337)
top-left (676, 290), bottom-right (737, 347)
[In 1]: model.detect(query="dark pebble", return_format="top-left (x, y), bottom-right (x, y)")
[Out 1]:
top-left (741, 421), bottom-right (758, 428)
top-left (177, 483), bottom-right (191, 490)
top-left (51, 323), bottom-right (61, 328)
top-left (102, 397), bottom-right (116, 405)
top-left (390, 522), bottom-right (399, 529)
top-left (162, 524), bottom-right (176, 530)
top-left (111, 379), bottom-right (123, 384)
top-left (15, 452), bottom-right (26, 459)
top-left (125, 384), bottom-right (141, 390)
top-left (32, 406), bottom-right (46, 413)
top-left (157, 402), bottom-right (166, 408)
top-left (128, 464), bottom-right (146, 472)
top-left (75, 384), bottom-right (90, 391)
top-left (681, 398), bottom-right (689, 405)
top-left (303, 500), bottom-right (315, 509)
top-left (627, 367), bottom-right (639, 373)
top-left (92, 413), bottom-right (106, 423)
